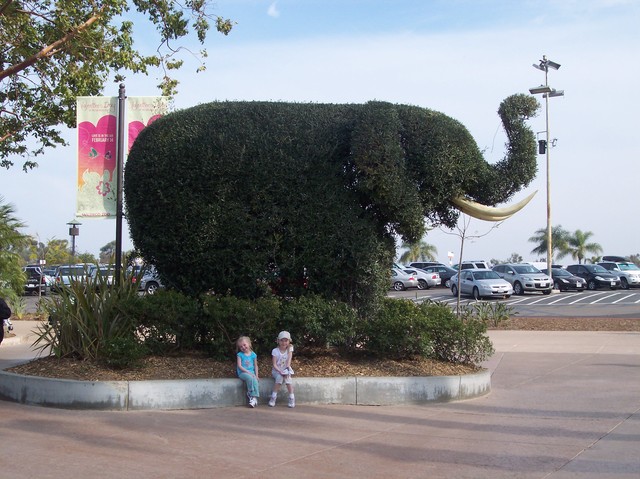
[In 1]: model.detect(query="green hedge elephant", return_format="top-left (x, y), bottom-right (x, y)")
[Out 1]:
top-left (125, 95), bottom-right (538, 306)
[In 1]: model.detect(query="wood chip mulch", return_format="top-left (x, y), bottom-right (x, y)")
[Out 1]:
top-left (6, 316), bottom-right (639, 382)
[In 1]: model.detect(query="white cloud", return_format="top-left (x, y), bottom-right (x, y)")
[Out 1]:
top-left (267, 2), bottom-right (280, 18)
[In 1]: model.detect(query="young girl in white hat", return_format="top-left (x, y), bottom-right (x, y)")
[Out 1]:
top-left (268, 331), bottom-right (295, 408)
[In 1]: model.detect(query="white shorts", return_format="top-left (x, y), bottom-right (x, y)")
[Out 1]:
top-left (272, 368), bottom-right (294, 385)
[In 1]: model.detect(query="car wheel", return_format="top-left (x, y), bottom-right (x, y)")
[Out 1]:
top-left (393, 281), bottom-right (405, 292)
top-left (621, 278), bottom-right (629, 290)
top-left (444, 279), bottom-right (451, 289)
top-left (451, 284), bottom-right (458, 296)
top-left (513, 282), bottom-right (524, 295)
top-left (543, 289), bottom-right (551, 295)
top-left (418, 279), bottom-right (428, 290)
top-left (472, 287), bottom-right (481, 300)
top-left (587, 280), bottom-right (597, 290)
top-left (146, 282), bottom-right (159, 295)
top-left (504, 295), bottom-right (511, 299)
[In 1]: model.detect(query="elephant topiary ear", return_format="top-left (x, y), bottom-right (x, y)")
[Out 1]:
top-left (350, 101), bottom-right (424, 242)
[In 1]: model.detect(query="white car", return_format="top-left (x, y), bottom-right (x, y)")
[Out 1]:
top-left (598, 260), bottom-right (640, 289)
top-left (390, 268), bottom-right (419, 291)
top-left (450, 269), bottom-right (513, 300)
top-left (402, 267), bottom-right (441, 289)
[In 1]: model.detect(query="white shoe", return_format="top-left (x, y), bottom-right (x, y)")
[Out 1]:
top-left (268, 397), bottom-right (276, 407)
top-left (249, 397), bottom-right (257, 408)
top-left (288, 396), bottom-right (295, 408)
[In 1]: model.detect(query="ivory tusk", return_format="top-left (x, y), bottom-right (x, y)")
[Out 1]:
top-left (451, 190), bottom-right (537, 222)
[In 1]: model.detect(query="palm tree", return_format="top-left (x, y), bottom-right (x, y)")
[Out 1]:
top-left (565, 230), bottom-right (602, 264)
top-left (528, 225), bottom-right (570, 263)
top-left (399, 240), bottom-right (438, 264)
top-left (0, 196), bottom-right (29, 297)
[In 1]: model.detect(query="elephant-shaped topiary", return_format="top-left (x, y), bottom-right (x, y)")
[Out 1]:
top-left (124, 95), bottom-right (538, 308)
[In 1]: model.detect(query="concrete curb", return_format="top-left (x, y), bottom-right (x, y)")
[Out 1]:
top-left (0, 369), bottom-right (490, 410)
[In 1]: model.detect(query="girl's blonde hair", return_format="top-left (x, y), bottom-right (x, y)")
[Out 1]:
top-left (236, 335), bottom-right (253, 352)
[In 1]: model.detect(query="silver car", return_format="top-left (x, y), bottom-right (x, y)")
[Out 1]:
top-left (492, 263), bottom-right (552, 295)
top-left (390, 268), bottom-right (419, 291)
top-left (450, 269), bottom-right (513, 300)
top-left (402, 267), bottom-right (441, 289)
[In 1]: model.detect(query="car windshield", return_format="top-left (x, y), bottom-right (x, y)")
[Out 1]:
top-left (473, 271), bottom-right (500, 280)
top-left (619, 263), bottom-right (640, 271)
top-left (59, 266), bottom-right (86, 276)
top-left (586, 265), bottom-right (608, 273)
top-left (513, 265), bottom-right (540, 274)
top-left (553, 269), bottom-right (571, 277)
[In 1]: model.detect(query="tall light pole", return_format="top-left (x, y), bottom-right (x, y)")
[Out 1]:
top-left (529, 55), bottom-right (563, 272)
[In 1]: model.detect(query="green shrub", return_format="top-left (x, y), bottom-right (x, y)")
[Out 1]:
top-left (34, 271), bottom-right (140, 360)
top-left (363, 298), bottom-right (433, 359)
top-left (278, 294), bottom-right (358, 352)
top-left (421, 301), bottom-right (494, 364)
top-left (202, 294), bottom-right (281, 359)
top-left (130, 289), bottom-right (203, 354)
top-left (101, 335), bottom-right (148, 369)
top-left (463, 301), bottom-right (517, 327)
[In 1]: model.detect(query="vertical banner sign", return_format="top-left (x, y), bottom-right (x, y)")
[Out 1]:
top-left (126, 96), bottom-right (169, 154)
top-left (76, 97), bottom-right (118, 217)
top-left (76, 96), bottom-right (168, 218)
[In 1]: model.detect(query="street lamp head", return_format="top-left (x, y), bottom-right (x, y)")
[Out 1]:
top-left (533, 56), bottom-right (561, 72)
top-left (547, 89), bottom-right (564, 98)
top-left (529, 85), bottom-right (553, 95)
top-left (546, 59), bottom-right (561, 70)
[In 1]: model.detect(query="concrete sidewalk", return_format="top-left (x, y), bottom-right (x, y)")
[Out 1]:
top-left (1, 327), bottom-right (639, 478)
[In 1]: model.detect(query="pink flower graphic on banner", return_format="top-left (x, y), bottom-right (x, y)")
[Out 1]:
top-left (128, 114), bottom-right (163, 152)
top-left (77, 114), bottom-right (117, 187)
top-left (96, 180), bottom-right (112, 197)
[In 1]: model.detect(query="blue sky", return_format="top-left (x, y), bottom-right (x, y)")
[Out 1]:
top-left (3, 0), bottom-right (639, 264)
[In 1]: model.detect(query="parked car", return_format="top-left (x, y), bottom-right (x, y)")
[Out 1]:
top-left (131, 266), bottom-right (165, 294)
top-left (22, 266), bottom-right (48, 295)
top-left (408, 261), bottom-right (446, 270)
top-left (419, 264), bottom-right (458, 288)
top-left (54, 263), bottom-right (94, 291)
top-left (597, 260), bottom-right (640, 289)
top-left (402, 267), bottom-right (441, 289)
top-left (455, 260), bottom-right (491, 270)
top-left (492, 263), bottom-right (552, 295)
top-left (87, 265), bottom-right (115, 287)
top-left (542, 268), bottom-right (585, 292)
top-left (565, 264), bottom-right (621, 290)
top-left (390, 268), bottom-right (419, 291)
top-left (450, 269), bottom-right (513, 300)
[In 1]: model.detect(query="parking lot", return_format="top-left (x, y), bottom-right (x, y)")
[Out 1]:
top-left (389, 287), bottom-right (640, 318)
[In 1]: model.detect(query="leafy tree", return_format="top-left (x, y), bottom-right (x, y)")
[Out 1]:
top-left (528, 225), bottom-right (570, 263)
top-left (629, 254), bottom-right (640, 265)
top-left (100, 241), bottom-right (116, 263)
top-left (0, 196), bottom-right (29, 295)
top-left (491, 252), bottom-right (523, 265)
top-left (565, 230), bottom-right (602, 264)
top-left (398, 240), bottom-right (437, 264)
top-left (1, 0), bottom-right (233, 170)
top-left (43, 239), bottom-right (73, 265)
top-left (77, 252), bottom-right (98, 263)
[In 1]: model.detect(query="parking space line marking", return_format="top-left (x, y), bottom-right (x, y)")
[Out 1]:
top-left (590, 293), bottom-right (620, 304)
top-left (612, 294), bottom-right (634, 304)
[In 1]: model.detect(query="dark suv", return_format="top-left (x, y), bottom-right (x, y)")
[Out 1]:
top-left (23, 266), bottom-right (47, 295)
top-left (566, 264), bottom-right (621, 290)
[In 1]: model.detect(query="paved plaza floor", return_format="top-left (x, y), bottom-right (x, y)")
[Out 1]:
top-left (1, 326), bottom-right (639, 478)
